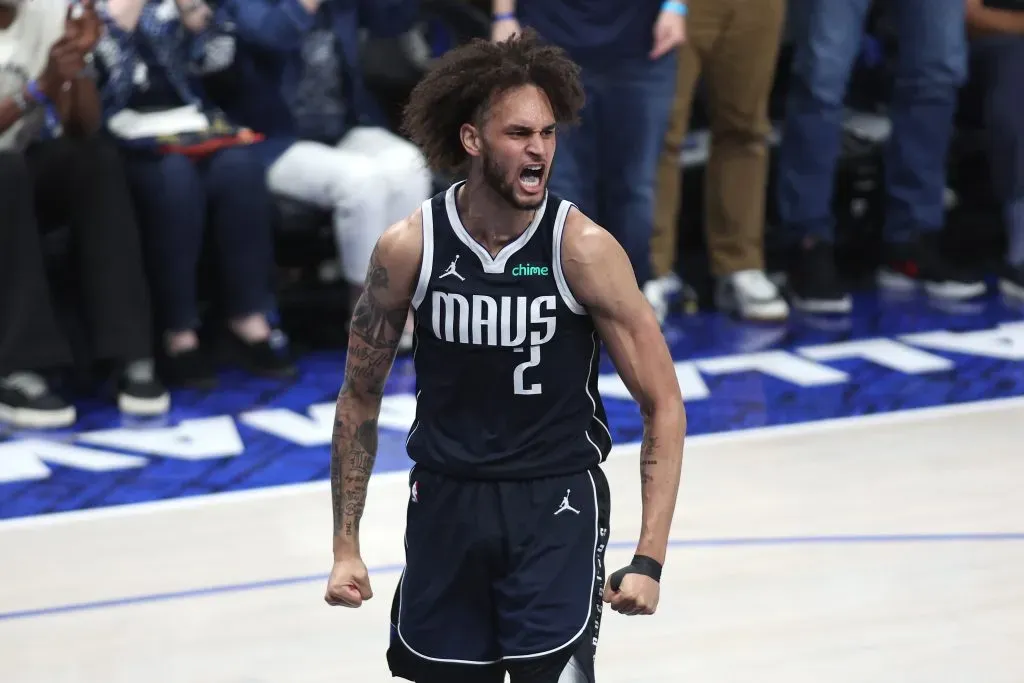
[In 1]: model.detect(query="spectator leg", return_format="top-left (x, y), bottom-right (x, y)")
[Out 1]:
top-left (702, 0), bottom-right (788, 321)
top-left (1009, 199), bottom-right (1024, 271)
top-left (29, 136), bottom-right (156, 367)
top-left (125, 153), bottom-right (219, 387)
top-left (334, 126), bottom-right (433, 350)
top-left (774, 0), bottom-right (869, 314)
top-left (546, 67), bottom-right (601, 222)
top-left (336, 127), bottom-right (433, 227)
top-left (974, 35), bottom-right (1024, 297)
top-left (774, 0), bottom-right (871, 244)
top-left (203, 146), bottom-right (293, 377)
top-left (597, 51), bottom-right (679, 286)
top-left (647, 3), bottom-right (712, 323)
top-left (875, 0), bottom-right (983, 298)
top-left (0, 150), bottom-right (71, 377)
top-left (975, 37), bottom-right (1024, 261)
top-left (651, 40), bottom-right (703, 282)
top-left (702, 0), bottom-right (785, 277)
top-left (883, 0), bottom-right (967, 243)
top-left (267, 140), bottom-right (389, 302)
top-left (204, 147), bottom-right (275, 325)
top-left (126, 153), bottom-right (208, 339)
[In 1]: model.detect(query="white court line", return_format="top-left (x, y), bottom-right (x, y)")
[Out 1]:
top-left (1, 394), bottom-right (1022, 532)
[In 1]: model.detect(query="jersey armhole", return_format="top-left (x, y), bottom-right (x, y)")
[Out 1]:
top-left (411, 199), bottom-right (435, 310)
top-left (552, 200), bottom-right (586, 315)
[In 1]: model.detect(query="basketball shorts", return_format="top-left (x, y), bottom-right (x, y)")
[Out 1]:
top-left (386, 465), bottom-right (612, 683)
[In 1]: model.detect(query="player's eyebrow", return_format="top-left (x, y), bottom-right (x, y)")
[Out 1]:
top-left (505, 123), bottom-right (557, 133)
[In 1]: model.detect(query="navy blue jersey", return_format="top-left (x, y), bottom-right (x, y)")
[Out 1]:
top-left (405, 182), bottom-right (613, 479)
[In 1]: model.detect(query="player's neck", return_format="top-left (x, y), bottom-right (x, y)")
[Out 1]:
top-left (457, 176), bottom-right (536, 255)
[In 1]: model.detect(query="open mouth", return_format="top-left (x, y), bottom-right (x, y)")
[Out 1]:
top-left (519, 164), bottom-right (545, 190)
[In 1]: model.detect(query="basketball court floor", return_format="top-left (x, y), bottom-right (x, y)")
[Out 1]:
top-left (2, 290), bottom-right (1023, 682)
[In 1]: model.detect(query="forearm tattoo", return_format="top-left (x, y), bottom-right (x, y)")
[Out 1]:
top-left (330, 245), bottom-right (411, 539)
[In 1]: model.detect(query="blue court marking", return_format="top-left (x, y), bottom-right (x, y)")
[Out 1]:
top-left (2, 531), bottom-right (1022, 623)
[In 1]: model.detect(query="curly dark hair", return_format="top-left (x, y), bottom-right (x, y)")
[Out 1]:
top-left (401, 29), bottom-right (585, 175)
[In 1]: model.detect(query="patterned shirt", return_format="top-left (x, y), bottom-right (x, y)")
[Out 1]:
top-left (94, 0), bottom-right (227, 118)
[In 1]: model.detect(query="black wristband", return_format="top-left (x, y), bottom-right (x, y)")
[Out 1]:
top-left (608, 554), bottom-right (663, 591)
top-left (630, 554), bottom-right (663, 582)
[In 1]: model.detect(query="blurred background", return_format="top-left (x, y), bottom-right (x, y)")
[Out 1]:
top-left (2, 0), bottom-right (1022, 423)
top-left (2, 2), bottom-right (1024, 680)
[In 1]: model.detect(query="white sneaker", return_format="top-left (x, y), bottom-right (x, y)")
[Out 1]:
top-left (716, 269), bottom-right (790, 322)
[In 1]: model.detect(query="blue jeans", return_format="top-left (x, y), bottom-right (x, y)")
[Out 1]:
top-left (126, 146), bottom-right (275, 332)
top-left (972, 35), bottom-right (1024, 204)
top-left (548, 52), bottom-right (678, 285)
top-left (972, 35), bottom-right (1024, 265)
top-left (775, 0), bottom-right (968, 244)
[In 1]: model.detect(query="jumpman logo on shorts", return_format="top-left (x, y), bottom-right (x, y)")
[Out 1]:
top-left (438, 255), bottom-right (465, 281)
top-left (554, 489), bottom-right (580, 515)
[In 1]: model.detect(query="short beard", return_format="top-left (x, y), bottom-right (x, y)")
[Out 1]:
top-left (480, 145), bottom-right (545, 211)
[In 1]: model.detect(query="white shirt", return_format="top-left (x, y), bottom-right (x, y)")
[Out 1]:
top-left (0, 0), bottom-right (67, 152)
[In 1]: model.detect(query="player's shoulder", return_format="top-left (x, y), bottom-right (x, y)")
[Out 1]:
top-left (560, 205), bottom-right (628, 270)
top-left (557, 205), bottom-right (638, 310)
top-left (369, 205), bottom-right (426, 291)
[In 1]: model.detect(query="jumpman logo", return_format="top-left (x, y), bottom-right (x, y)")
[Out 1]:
top-left (439, 255), bottom-right (465, 281)
top-left (554, 489), bottom-right (580, 516)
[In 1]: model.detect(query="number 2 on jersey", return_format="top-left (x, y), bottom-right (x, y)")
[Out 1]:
top-left (513, 345), bottom-right (542, 395)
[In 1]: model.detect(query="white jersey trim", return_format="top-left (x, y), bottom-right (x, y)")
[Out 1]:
top-left (585, 331), bottom-right (612, 463)
top-left (445, 181), bottom-right (547, 274)
top-left (411, 199), bottom-right (435, 310)
top-left (552, 200), bottom-right (586, 315)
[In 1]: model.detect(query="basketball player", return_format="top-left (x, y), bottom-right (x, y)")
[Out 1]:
top-left (324, 30), bottom-right (687, 683)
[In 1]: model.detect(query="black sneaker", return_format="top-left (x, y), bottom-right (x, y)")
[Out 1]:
top-left (998, 262), bottom-right (1024, 302)
top-left (877, 232), bottom-right (986, 300)
top-left (0, 372), bottom-right (76, 429)
top-left (786, 241), bottom-right (853, 314)
top-left (118, 359), bottom-right (171, 417)
top-left (222, 332), bottom-right (298, 379)
top-left (159, 347), bottom-right (219, 390)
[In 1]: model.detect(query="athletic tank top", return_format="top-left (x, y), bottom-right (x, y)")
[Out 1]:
top-left (405, 182), bottom-right (613, 479)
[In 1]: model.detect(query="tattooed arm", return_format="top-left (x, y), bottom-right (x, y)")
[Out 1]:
top-left (561, 209), bottom-right (686, 565)
top-left (331, 211), bottom-right (422, 560)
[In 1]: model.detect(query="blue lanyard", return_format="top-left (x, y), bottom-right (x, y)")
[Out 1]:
top-left (25, 79), bottom-right (63, 134)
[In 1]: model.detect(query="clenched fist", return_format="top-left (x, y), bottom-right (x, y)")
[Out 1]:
top-left (324, 556), bottom-right (373, 608)
top-left (603, 571), bottom-right (660, 616)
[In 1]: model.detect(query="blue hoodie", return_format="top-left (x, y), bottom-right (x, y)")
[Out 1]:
top-left (209, 0), bottom-right (418, 167)
top-left (516, 0), bottom-right (664, 66)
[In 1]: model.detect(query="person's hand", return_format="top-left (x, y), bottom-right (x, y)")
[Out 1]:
top-left (65, 0), bottom-right (102, 55)
top-left (174, 0), bottom-right (213, 31)
top-left (37, 38), bottom-right (85, 100)
top-left (324, 556), bottom-right (373, 608)
top-left (603, 572), bottom-right (661, 615)
top-left (491, 16), bottom-right (521, 43)
top-left (650, 5), bottom-right (686, 59)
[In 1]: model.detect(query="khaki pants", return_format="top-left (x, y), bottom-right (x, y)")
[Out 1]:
top-left (651, 0), bottom-right (787, 278)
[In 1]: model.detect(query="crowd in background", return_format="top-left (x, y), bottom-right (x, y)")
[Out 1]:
top-left (0, 0), bottom-right (1022, 431)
